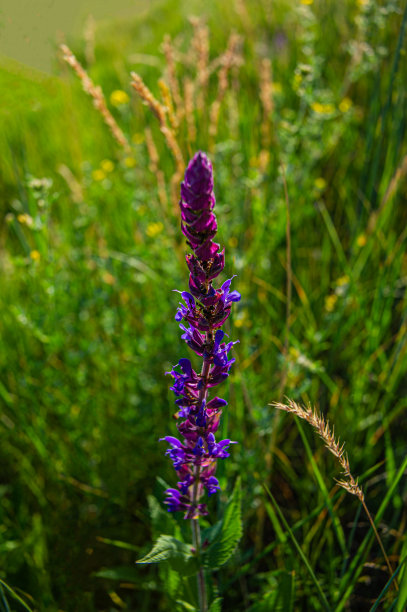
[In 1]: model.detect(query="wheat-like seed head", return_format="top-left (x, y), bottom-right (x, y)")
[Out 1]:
top-left (271, 399), bottom-right (365, 502)
top-left (60, 44), bottom-right (131, 154)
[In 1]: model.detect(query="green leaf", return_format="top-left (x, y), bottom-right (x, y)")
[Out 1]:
top-left (175, 600), bottom-right (197, 611)
top-left (97, 536), bottom-right (138, 552)
top-left (369, 556), bottom-right (406, 611)
top-left (395, 545), bottom-right (407, 612)
top-left (209, 596), bottom-right (223, 611)
top-left (0, 580), bottom-right (33, 612)
top-left (204, 477), bottom-right (242, 570)
top-left (147, 494), bottom-right (177, 539)
top-left (137, 535), bottom-right (199, 577)
top-left (93, 566), bottom-right (139, 582)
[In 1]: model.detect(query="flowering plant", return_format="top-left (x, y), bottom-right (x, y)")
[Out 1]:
top-left (138, 152), bottom-right (242, 611)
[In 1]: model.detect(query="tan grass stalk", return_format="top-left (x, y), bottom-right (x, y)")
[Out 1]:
top-left (83, 14), bottom-right (95, 67)
top-left (60, 44), bottom-right (131, 154)
top-left (144, 127), bottom-right (168, 210)
top-left (58, 164), bottom-right (84, 204)
top-left (162, 35), bottom-right (184, 123)
top-left (184, 77), bottom-right (197, 144)
top-left (131, 72), bottom-right (184, 176)
top-left (259, 58), bottom-right (274, 150)
top-left (209, 33), bottom-right (242, 148)
top-left (272, 399), bottom-right (396, 585)
top-left (158, 79), bottom-right (178, 131)
top-left (190, 17), bottom-right (210, 113)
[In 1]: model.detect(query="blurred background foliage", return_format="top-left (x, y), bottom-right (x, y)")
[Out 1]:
top-left (0, 0), bottom-right (407, 609)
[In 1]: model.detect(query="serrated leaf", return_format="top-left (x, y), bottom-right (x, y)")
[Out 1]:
top-left (204, 478), bottom-right (242, 570)
top-left (137, 535), bottom-right (199, 577)
top-left (209, 596), bottom-right (223, 611)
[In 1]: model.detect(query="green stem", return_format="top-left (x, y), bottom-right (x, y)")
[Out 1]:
top-left (190, 351), bottom-right (211, 611)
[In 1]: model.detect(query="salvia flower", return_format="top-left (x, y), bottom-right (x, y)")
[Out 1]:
top-left (161, 151), bottom-right (240, 519)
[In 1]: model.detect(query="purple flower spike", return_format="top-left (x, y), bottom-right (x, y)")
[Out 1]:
top-left (161, 152), bottom-right (240, 520)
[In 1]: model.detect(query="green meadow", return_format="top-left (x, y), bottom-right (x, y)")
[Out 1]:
top-left (1, 0), bottom-right (406, 609)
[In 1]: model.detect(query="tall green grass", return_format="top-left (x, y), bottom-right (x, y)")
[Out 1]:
top-left (0, 0), bottom-right (406, 609)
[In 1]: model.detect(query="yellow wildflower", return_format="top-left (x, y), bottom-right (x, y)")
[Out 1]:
top-left (339, 97), bottom-right (352, 113)
top-left (356, 234), bottom-right (367, 247)
top-left (92, 169), bottom-right (106, 181)
top-left (311, 102), bottom-right (335, 114)
top-left (132, 132), bottom-right (145, 145)
top-left (102, 271), bottom-right (116, 285)
top-left (325, 294), bottom-right (338, 312)
top-left (100, 159), bottom-right (114, 173)
top-left (124, 157), bottom-right (137, 168)
top-left (30, 250), bottom-right (41, 261)
top-left (314, 177), bottom-right (327, 190)
top-left (293, 73), bottom-right (302, 89)
top-left (336, 275), bottom-right (349, 287)
top-left (146, 222), bottom-right (164, 238)
top-left (17, 213), bottom-right (34, 227)
top-left (110, 90), bottom-right (130, 106)
top-left (301, 0), bottom-right (313, 4)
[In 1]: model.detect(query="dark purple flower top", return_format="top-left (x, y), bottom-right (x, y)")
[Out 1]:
top-left (161, 152), bottom-right (240, 519)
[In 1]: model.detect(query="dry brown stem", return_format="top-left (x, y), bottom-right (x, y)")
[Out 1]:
top-left (162, 35), bottom-right (184, 122)
top-left (144, 128), bottom-right (168, 209)
top-left (131, 72), bottom-right (184, 177)
top-left (209, 33), bottom-right (242, 148)
top-left (60, 44), bottom-right (131, 154)
top-left (184, 77), bottom-right (197, 144)
top-left (259, 58), bottom-right (274, 150)
top-left (158, 79), bottom-right (178, 131)
top-left (190, 17), bottom-right (210, 113)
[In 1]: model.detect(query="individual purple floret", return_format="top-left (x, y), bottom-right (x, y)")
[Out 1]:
top-left (161, 151), bottom-right (240, 520)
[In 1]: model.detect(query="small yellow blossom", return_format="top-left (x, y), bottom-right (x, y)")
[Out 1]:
top-left (30, 250), bottom-right (41, 261)
top-left (102, 271), bottom-right (116, 285)
top-left (339, 97), bottom-right (352, 113)
top-left (356, 234), bottom-right (367, 247)
top-left (357, 0), bottom-right (369, 6)
top-left (92, 169), bottom-right (106, 182)
top-left (228, 236), bottom-right (238, 248)
top-left (336, 275), bottom-right (350, 287)
top-left (311, 102), bottom-right (335, 114)
top-left (289, 347), bottom-right (300, 360)
top-left (146, 222), bottom-right (164, 238)
top-left (18, 213), bottom-right (33, 227)
top-left (301, 0), bottom-right (313, 4)
top-left (314, 177), bottom-right (327, 190)
top-left (293, 73), bottom-right (302, 89)
top-left (110, 89), bottom-right (130, 107)
top-left (100, 159), bottom-right (114, 173)
top-left (132, 132), bottom-right (145, 145)
top-left (124, 157), bottom-right (137, 168)
top-left (325, 294), bottom-right (338, 312)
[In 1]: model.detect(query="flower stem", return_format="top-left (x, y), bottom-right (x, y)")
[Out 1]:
top-left (191, 517), bottom-right (207, 611)
top-left (190, 347), bottom-right (211, 611)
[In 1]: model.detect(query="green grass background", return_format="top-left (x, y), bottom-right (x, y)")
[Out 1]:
top-left (0, 0), bottom-right (406, 609)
